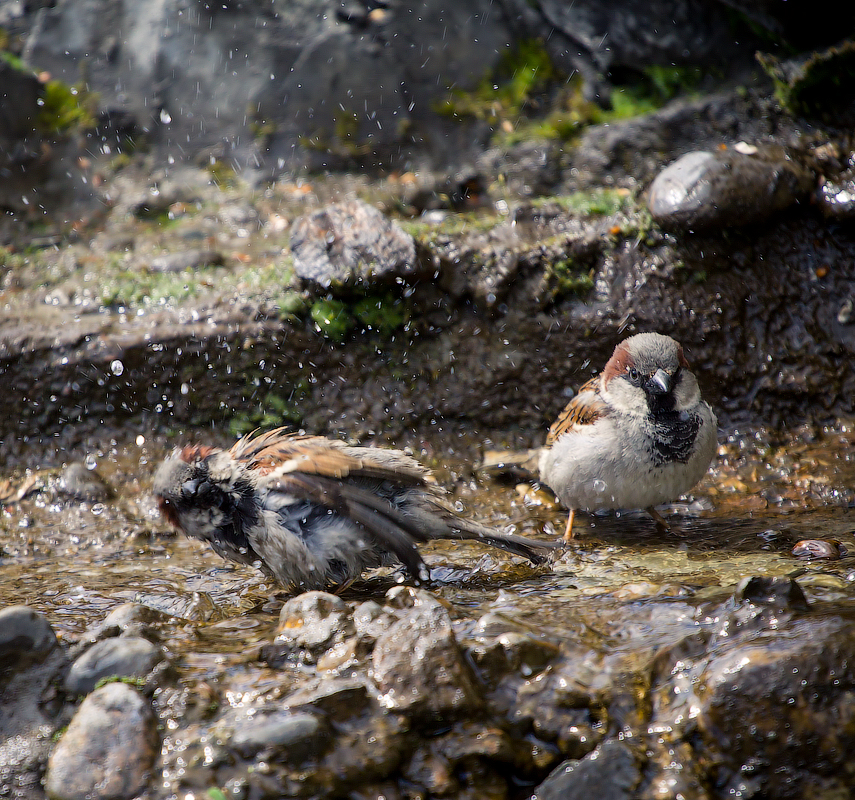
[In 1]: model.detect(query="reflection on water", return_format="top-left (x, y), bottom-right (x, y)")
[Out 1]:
top-left (2, 424), bottom-right (855, 682)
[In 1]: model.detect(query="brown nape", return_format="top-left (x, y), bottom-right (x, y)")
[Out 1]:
top-left (157, 497), bottom-right (183, 531)
top-left (179, 444), bottom-right (216, 462)
top-left (601, 341), bottom-right (633, 384)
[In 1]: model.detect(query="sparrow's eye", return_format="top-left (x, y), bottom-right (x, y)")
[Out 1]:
top-left (627, 367), bottom-right (640, 382)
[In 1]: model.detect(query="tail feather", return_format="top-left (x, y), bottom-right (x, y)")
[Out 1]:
top-left (407, 498), bottom-right (560, 565)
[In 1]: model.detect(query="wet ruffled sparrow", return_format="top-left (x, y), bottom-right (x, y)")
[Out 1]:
top-left (154, 429), bottom-right (556, 592)
top-left (539, 332), bottom-right (717, 540)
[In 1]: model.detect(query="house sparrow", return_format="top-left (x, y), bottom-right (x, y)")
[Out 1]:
top-left (538, 332), bottom-right (717, 541)
top-left (153, 428), bottom-right (556, 592)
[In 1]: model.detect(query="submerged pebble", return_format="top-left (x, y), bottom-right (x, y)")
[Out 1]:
top-left (792, 538), bottom-right (846, 559)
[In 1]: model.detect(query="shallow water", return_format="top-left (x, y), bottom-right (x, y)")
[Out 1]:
top-left (2, 424), bottom-right (854, 682)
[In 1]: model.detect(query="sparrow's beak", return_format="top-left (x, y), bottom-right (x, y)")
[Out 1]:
top-left (646, 368), bottom-right (673, 395)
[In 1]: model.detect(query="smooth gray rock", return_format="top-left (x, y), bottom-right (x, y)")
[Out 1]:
top-left (648, 147), bottom-right (814, 231)
top-left (229, 710), bottom-right (326, 760)
top-left (0, 605), bottom-right (57, 669)
top-left (64, 636), bottom-right (162, 695)
top-left (45, 682), bottom-right (158, 800)
top-left (531, 740), bottom-right (641, 800)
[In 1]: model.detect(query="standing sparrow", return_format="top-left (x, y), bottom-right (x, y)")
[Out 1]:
top-left (153, 428), bottom-right (556, 592)
top-left (538, 332), bottom-right (717, 541)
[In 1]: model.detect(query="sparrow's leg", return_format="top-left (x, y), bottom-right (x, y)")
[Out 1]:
top-left (562, 509), bottom-right (576, 542)
top-left (646, 507), bottom-right (670, 533)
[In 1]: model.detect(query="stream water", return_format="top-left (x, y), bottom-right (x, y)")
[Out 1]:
top-left (2, 422), bottom-right (854, 683)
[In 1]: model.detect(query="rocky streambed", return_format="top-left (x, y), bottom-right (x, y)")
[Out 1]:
top-left (2, 67), bottom-right (855, 800)
top-left (3, 420), bottom-right (855, 800)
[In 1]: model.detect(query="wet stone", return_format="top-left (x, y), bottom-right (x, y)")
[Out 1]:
top-left (268, 591), bottom-right (356, 665)
top-left (467, 631), bottom-right (561, 688)
top-left (791, 538), bottom-right (845, 559)
top-left (0, 605), bottom-right (57, 671)
top-left (45, 682), bottom-right (157, 800)
top-left (647, 146), bottom-right (814, 231)
top-left (352, 599), bottom-right (399, 648)
top-left (734, 575), bottom-right (810, 610)
top-left (56, 462), bottom-right (110, 503)
top-left (290, 199), bottom-right (419, 290)
top-left (531, 739), bottom-right (641, 800)
top-left (227, 710), bottom-right (327, 761)
top-left (64, 636), bottom-right (163, 696)
top-left (687, 615), bottom-right (855, 798)
top-left (284, 676), bottom-right (374, 719)
top-left (816, 171), bottom-right (855, 220)
top-left (81, 602), bottom-right (166, 644)
top-left (373, 594), bottom-right (482, 721)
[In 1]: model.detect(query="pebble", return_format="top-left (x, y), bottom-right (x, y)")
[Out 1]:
top-left (647, 146), bottom-right (814, 231)
top-left (228, 710), bottom-right (326, 760)
top-left (373, 594), bottom-right (482, 720)
top-left (532, 739), bottom-right (641, 800)
top-left (0, 605), bottom-right (57, 670)
top-left (268, 591), bottom-right (356, 666)
top-left (64, 636), bottom-right (163, 696)
top-left (290, 199), bottom-right (419, 290)
top-left (792, 539), bottom-right (845, 560)
top-left (57, 462), bottom-right (110, 503)
top-left (45, 682), bottom-right (157, 800)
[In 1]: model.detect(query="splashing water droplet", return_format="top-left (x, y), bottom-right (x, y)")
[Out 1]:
top-left (593, 479), bottom-right (607, 493)
top-left (110, 359), bottom-right (124, 376)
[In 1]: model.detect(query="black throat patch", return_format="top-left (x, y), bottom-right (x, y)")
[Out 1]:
top-left (649, 411), bottom-right (701, 465)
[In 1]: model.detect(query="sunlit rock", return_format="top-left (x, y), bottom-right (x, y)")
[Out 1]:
top-left (45, 682), bottom-right (157, 800)
top-left (266, 591), bottom-right (356, 666)
top-left (648, 146), bottom-right (814, 231)
top-left (64, 636), bottom-right (164, 696)
top-left (290, 199), bottom-right (419, 291)
top-left (531, 739), bottom-right (641, 800)
top-left (372, 594), bottom-right (482, 721)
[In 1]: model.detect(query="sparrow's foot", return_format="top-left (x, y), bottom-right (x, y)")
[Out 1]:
top-left (562, 509), bottom-right (576, 542)
top-left (647, 507), bottom-right (670, 533)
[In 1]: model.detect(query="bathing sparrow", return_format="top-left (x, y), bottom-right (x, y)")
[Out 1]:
top-left (153, 428), bottom-right (556, 591)
top-left (538, 332), bottom-right (717, 540)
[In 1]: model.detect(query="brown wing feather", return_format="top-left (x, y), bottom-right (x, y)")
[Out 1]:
top-left (545, 375), bottom-right (609, 446)
top-left (229, 428), bottom-right (427, 487)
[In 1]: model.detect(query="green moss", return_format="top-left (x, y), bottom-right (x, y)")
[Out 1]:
top-left (227, 384), bottom-right (308, 438)
top-left (206, 159), bottom-right (239, 189)
top-left (399, 210), bottom-right (500, 243)
top-left (535, 188), bottom-right (633, 218)
top-left (95, 256), bottom-right (296, 311)
top-left (93, 675), bottom-right (147, 691)
top-left (37, 79), bottom-right (98, 135)
top-left (0, 49), bottom-right (28, 73)
top-left (757, 41), bottom-right (855, 119)
top-left (548, 257), bottom-right (594, 299)
top-left (438, 38), bottom-right (559, 123)
top-left (351, 291), bottom-right (408, 335)
top-left (310, 298), bottom-right (354, 341)
top-left (273, 290), bottom-right (309, 321)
